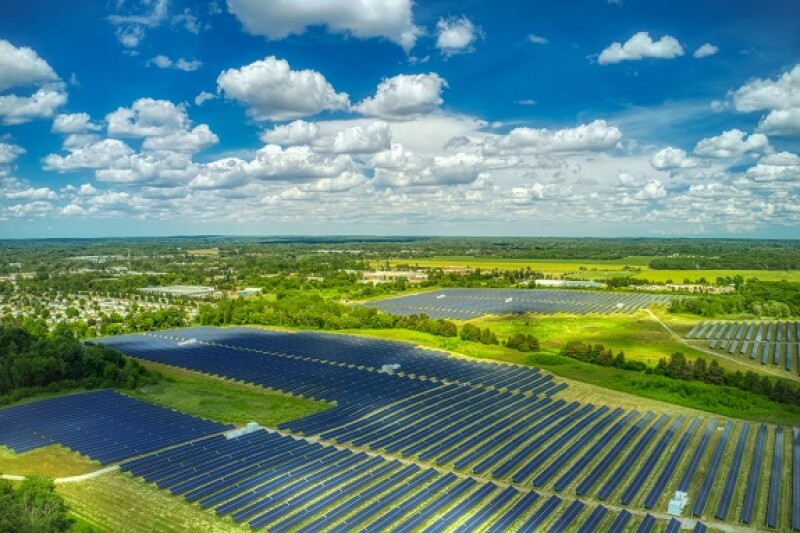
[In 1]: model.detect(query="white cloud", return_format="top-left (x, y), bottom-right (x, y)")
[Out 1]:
top-left (354, 73), bottom-right (447, 120)
top-left (194, 91), bottom-right (216, 106)
top-left (52, 113), bottom-right (101, 133)
top-left (43, 139), bottom-right (135, 171)
top-left (0, 143), bottom-right (25, 165)
top-left (244, 144), bottom-right (355, 182)
top-left (108, 0), bottom-right (169, 48)
top-left (0, 39), bottom-right (59, 91)
top-left (635, 179), bottom-right (667, 200)
top-left (517, 99), bottom-right (537, 106)
top-left (598, 32), bottom-right (684, 65)
top-left (260, 120), bottom-right (320, 146)
top-left (141, 124), bottom-right (219, 152)
top-left (511, 182), bottom-right (572, 203)
top-left (730, 64), bottom-right (800, 112)
top-left (374, 152), bottom-right (516, 187)
top-left (694, 129), bottom-right (769, 158)
top-left (217, 56), bottom-right (349, 121)
top-left (329, 121), bottom-right (392, 154)
top-left (0, 85), bottom-right (67, 125)
top-left (758, 108), bottom-right (800, 136)
top-left (225, 0), bottom-right (421, 51)
top-left (745, 152), bottom-right (800, 183)
top-left (650, 147), bottom-right (698, 170)
top-left (106, 98), bottom-right (189, 137)
top-left (527, 35), bottom-right (548, 45)
top-left (435, 16), bottom-right (480, 57)
top-left (491, 120), bottom-right (622, 153)
top-left (300, 171), bottom-right (367, 193)
top-left (147, 55), bottom-right (202, 71)
top-left (693, 43), bottom-right (719, 59)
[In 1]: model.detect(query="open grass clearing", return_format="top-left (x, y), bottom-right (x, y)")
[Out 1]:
top-left (0, 445), bottom-right (100, 478)
top-left (128, 360), bottom-right (330, 428)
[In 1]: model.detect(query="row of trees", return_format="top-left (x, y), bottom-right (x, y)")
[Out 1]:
top-left (560, 341), bottom-right (647, 371)
top-left (670, 281), bottom-right (800, 317)
top-left (654, 352), bottom-right (800, 406)
top-left (0, 325), bottom-right (158, 405)
top-left (560, 340), bottom-right (800, 408)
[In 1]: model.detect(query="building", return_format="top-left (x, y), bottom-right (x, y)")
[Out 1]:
top-left (237, 287), bottom-right (263, 297)
top-left (532, 279), bottom-right (602, 288)
top-left (361, 270), bottom-right (428, 284)
top-left (139, 285), bottom-right (217, 298)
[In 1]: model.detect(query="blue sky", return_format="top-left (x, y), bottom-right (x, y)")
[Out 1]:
top-left (0, 0), bottom-right (799, 238)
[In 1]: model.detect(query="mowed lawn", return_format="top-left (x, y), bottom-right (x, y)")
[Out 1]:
top-left (384, 256), bottom-right (800, 283)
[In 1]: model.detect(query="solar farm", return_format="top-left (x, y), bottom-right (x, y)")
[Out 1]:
top-left (365, 288), bottom-right (675, 319)
top-left (56, 326), bottom-right (795, 531)
top-left (686, 320), bottom-right (800, 376)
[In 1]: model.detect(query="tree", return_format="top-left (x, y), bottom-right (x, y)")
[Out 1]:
top-left (0, 476), bottom-right (73, 533)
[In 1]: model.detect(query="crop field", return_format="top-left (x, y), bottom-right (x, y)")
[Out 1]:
top-left (384, 256), bottom-right (800, 283)
top-left (365, 288), bottom-right (674, 319)
top-left (89, 327), bottom-right (799, 531)
top-left (686, 320), bottom-right (800, 377)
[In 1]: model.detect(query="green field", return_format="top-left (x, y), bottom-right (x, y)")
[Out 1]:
top-left (385, 255), bottom-right (800, 283)
top-left (129, 361), bottom-right (330, 428)
top-left (59, 471), bottom-right (248, 533)
top-left (0, 446), bottom-right (100, 478)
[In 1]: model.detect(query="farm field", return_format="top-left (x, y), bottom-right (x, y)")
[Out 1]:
top-left (384, 256), bottom-right (800, 283)
top-left (0, 445), bottom-right (100, 478)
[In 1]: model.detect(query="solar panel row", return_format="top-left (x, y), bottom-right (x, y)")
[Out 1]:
top-left (367, 288), bottom-right (674, 319)
top-left (687, 319), bottom-right (800, 376)
top-left (0, 390), bottom-right (230, 464)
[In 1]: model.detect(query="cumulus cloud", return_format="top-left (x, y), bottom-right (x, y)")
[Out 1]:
top-left (354, 73), bottom-right (447, 120)
top-left (0, 85), bottom-right (67, 125)
top-left (650, 147), bottom-right (698, 170)
top-left (693, 43), bottom-right (719, 58)
top-left (528, 35), bottom-right (549, 45)
top-left (694, 129), bottom-right (769, 158)
top-left (328, 121), bottom-right (392, 154)
top-left (598, 32), bottom-right (684, 65)
top-left (141, 124), bottom-right (219, 152)
top-left (260, 120), bottom-right (320, 146)
top-left (490, 120), bottom-right (622, 153)
top-left (435, 16), bottom-right (480, 57)
top-left (244, 145), bottom-right (355, 182)
top-left (635, 179), bottom-right (668, 200)
top-left (758, 108), bottom-right (800, 136)
top-left (511, 182), bottom-right (572, 204)
top-left (147, 55), bottom-right (202, 71)
top-left (745, 151), bottom-right (800, 183)
top-left (217, 56), bottom-right (349, 121)
top-left (730, 64), bottom-right (800, 113)
top-left (0, 39), bottom-right (59, 91)
top-left (225, 0), bottom-right (421, 51)
top-left (0, 142), bottom-right (25, 165)
top-left (106, 98), bottom-right (189, 137)
top-left (374, 152), bottom-right (516, 187)
top-left (52, 113), bottom-right (101, 134)
top-left (43, 139), bottom-right (135, 172)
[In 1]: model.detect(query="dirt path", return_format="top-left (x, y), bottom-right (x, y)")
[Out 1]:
top-left (644, 309), bottom-right (800, 382)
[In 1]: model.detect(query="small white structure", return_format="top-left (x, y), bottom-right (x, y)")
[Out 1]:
top-left (436, 294), bottom-right (446, 299)
top-left (505, 297), bottom-right (513, 303)
top-left (667, 491), bottom-right (688, 515)
top-left (177, 338), bottom-right (197, 346)
top-left (225, 422), bottom-right (262, 439)
top-left (380, 364), bottom-right (401, 374)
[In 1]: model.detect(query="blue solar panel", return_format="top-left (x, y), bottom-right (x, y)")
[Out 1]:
top-left (692, 421), bottom-right (734, 517)
top-left (715, 423), bottom-right (751, 520)
top-left (0, 390), bottom-right (230, 464)
top-left (740, 424), bottom-right (767, 524)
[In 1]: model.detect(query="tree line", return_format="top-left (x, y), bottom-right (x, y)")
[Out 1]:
top-left (560, 340), bottom-right (800, 408)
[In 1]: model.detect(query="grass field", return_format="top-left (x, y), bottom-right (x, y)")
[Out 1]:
top-left (129, 361), bottom-right (330, 428)
top-left (58, 471), bottom-right (248, 533)
top-left (384, 256), bottom-right (800, 283)
top-left (0, 446), bottom-right (100, 477)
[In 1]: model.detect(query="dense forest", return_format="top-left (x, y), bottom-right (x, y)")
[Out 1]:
top-left (0, 477), bottom-right (79, 532)
top-left (0, 326), bottom-right (157, 405)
